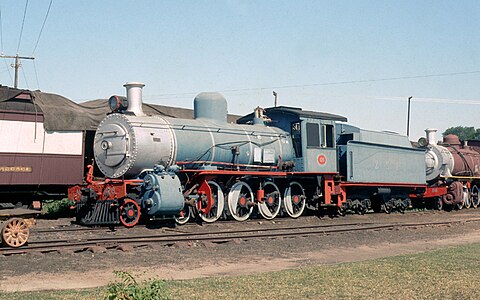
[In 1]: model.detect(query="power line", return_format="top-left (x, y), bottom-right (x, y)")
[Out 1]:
top-left (2, 58), bottom-right (12, 84)
top-left (32, 0), bottom-right (52, 55)
top-left (75, 91), bottom-right (480, 108)
top-left (0, 6), bottom-right (4, 52)
top-left (21, 64), bottom-right (29, 89)
top-left (143, 92), bottom-right (480, 106)
top-left (142, 90), bottom-right (263, 101)
top-left (143, 70), bottom-right (480, 99)
top-left (16, 0), bottom-right (29, 53)
top-left (33, 60), bottom-right (40, 89)
top-left (221, 70), bottom-right (480, 92)
top-left (1, 0), bottom-right (36, 89)
top-left (0, 6), bottom-right (13, 83)
top-left (74, 70), bottom-right (480, 103)
top-left (375, 96), bottom-right (480, 105)
top-left (141, 91), bottom-right (480, 105)
top-left (0, 54), bottom-right (34, 88)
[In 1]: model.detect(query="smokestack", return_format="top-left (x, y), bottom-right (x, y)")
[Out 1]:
top-left (124, 82), bottom-right (145, 116)
top-left (425, 128), bottom-right (437, 146)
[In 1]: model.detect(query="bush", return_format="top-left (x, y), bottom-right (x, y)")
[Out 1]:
top-left (106, 271), bottom-right (170, 300)
top-left (41, 198), bottom-right (75, 219)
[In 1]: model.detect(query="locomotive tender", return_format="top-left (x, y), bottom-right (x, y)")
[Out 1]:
top-left (70, 82), bottom-right (480, 227)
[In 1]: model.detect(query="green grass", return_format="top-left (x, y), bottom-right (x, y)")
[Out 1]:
top-left (168, 243), bottom-right (480, 299)
top-left (3, 243), bottom-right (480, 299)
top-left (0, 289), bottom-right (104, 300)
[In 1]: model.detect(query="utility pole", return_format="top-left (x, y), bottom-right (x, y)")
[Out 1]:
top-left (273, 91), bottom-right (278, 107)
top-left (0, 53), bottom-right (35, 88)
top-left (406, 96), bottom-right (413, 137)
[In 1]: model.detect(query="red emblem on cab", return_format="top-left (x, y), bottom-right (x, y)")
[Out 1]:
top-left (317, 154), bottom-right (326, 165)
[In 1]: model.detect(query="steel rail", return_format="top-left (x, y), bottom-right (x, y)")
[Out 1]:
top-left (29, 221), bottom-right (377, 244)
top-left (30, 209), bottom-right (470, 234)
top-left (2, 217), bottom-right (480, 256)
top-left (31, 217), bottom-right (291, 234)
top-left (31, 209), bottom-right (475, 234)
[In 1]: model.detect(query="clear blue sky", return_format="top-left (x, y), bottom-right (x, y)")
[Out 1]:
top-left (0, 0), bottom-right (479, 140)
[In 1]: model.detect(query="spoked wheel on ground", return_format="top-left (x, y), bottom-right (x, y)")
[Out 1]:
top-left (175, 206), bottom-right (192, 225)
top-left (198, 181), bottom-right (225, 223)
top-left (120, 199), bottom-right (141, 227)
top-left (398, 198), bottom-right (410, 213)
top-left (258, 181), bottom-right (282, 220)
top-left (471, 186), bottom-right (479, 208)
top-left (382, 201), bottom-right (392, 214)
top-left (463, 190), bottom-right (472, 209)
top-left (337, 203), bottom-right (347, 216)
top-left (227, 181), bottom-right (254, 221)
top-left (434, 197), bottom-right (443, 211)
top-left (283, 181), bottom-right (306, 218)
top-left (456, 198), bottom-right (464, 210)
top-left (1, 218), bottom-right (30, 248)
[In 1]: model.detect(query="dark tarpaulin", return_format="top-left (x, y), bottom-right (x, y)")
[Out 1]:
top-left (77, 99), bottom-right (241, 127)
top-left (0, 86), bottom-right (40, 113)
top-left (0, 86), bottom-right (23, 102)
top-left (31, 91), bottom-right (111, 131)
top-left (0, 86), bottom-right (105, 131)
top-left (0, 86), bottom-right (240, 131)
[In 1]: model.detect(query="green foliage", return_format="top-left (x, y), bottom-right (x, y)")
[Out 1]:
top-left (42, 198), bottom-right (75, 219)
top-left (443, 126), bottom-right (480, 140)
top-left (106, 271), bottom-right (170, 300)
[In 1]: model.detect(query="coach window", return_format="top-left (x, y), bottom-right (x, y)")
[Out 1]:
top-left (306, 123), bottom-right (320, 148)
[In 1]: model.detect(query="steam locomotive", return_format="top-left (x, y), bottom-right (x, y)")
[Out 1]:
top-left (69, 82), bottom-right (480, 227)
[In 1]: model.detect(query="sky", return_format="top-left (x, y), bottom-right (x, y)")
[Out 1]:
top-left (0, 0), bottom-right (479, 141)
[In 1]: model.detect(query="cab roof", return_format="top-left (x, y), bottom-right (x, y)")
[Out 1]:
top-left (237, 106), bottom-right (348, 124)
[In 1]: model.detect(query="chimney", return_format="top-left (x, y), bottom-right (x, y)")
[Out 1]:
top-left (425, 128), bottom-right (437, 146)
top-left (124, 82), bottom-right (145, 116)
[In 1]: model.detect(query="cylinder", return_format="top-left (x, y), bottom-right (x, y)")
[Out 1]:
top-left (124, 82), bottom-right (145, 116)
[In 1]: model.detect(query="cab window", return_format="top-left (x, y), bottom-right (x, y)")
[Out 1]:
top-left (306, 123), bottom-right (320, 148)
top-left (291, 122), bottom-right (302, 157)
top-left (323, 124), bottom-right (334, 148)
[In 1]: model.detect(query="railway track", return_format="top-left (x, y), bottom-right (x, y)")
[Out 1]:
top-left (2, 217), bottom-right (480, 256)
top-left (30, 209), bottom-right (473, 234)
top-left (31, 219), bottom-right (251, 234)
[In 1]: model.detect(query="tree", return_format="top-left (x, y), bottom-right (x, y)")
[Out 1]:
top-left (442, 126), bottom-right (480, 140)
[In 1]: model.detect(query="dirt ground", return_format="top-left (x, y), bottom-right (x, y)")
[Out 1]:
top-left (2, 209), bottom-right (480, 292)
